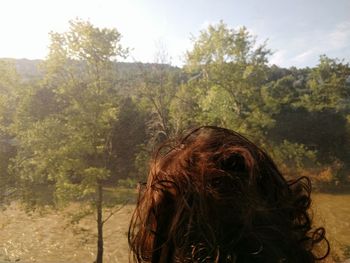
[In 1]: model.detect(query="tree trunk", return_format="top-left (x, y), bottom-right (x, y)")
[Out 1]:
top-left (96, 182), bottom-right (103, 263)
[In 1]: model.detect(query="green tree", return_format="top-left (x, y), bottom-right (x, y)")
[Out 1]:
top-left (268, 57), bottom-right (350, 180)
top-left (0, 60), bottom-right (20, 204)
top-left (169, 78), bottom-right (202, 133)
top-left (175, 22), bottom-right (320, 173)
top-left (135, 49), bottom-right (181, 144)
top-left (182, 21), bottom-right (273, 142)
top-left (11, 20), bottom-right (127, 263)
top-left (298, 55), bottom-right (350, 112)
top-left (109, 97), bottom-right (147, 183)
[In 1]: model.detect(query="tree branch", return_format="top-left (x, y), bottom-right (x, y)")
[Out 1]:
top-left (102, 199), bottom-right (129, 225)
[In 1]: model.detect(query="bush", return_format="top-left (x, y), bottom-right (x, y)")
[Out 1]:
top-left (117, 178), bottom-right (138, 188)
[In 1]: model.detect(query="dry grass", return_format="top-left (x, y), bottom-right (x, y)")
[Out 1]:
top-left (0, 193), bottom-right (348, 262)
top-left (313, 193), bottom-right (350, 262)
top-left (0, 203), bottom-right (134, 263)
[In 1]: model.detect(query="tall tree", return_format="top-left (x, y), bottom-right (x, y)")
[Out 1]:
top-left (12, 20), bottom-right (127, 263)
top-left (299, 56), bottom-right (350, 112)
top-left (175, 22), bottom-right (319, 172)
top-left (182, 21), bottom-right (273, 142)
top-left (135, 47), bottom-right (181, 144)
top-left (0, 60), bottom-right (20, 204)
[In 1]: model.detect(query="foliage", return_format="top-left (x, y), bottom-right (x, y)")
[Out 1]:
top-left (182, 21), bottom-right (274, 141)
top-left (135, 62), bottom-right (181, 143)
top-left (10, 19), bottom-right (128, 263)
top-left (0, 20), bottom-right (349, 214)
top-left (298, 56), bottom-right (350, 112)
top-left (1, 17), bottom-right (350, 263)
top-left (108, 97), bottom-right (147, 182)
top-left (0, 60), bottom-right (21, 204)
top-left (0, 20), bottom-right (349, 263)
top-left (117, 178), bottom-right (138, 188)
top-left (270, 140), bottom-right (317, 170)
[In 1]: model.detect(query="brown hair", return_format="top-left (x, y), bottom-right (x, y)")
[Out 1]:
top-left (128, 126), bottom-right (329, 262)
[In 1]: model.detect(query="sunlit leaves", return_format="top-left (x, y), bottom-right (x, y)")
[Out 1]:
top-left (12, 19), bottom-right (127, 210)
top-left (299, 56), bottom-right (350, 112)
top-left (182, 21), bottom-right (272, 140)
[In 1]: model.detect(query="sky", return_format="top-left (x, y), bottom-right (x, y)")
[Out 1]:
top-left (0, 0), bottom-right (349, 68)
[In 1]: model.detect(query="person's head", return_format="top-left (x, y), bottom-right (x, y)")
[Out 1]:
top-left (129, 126), bottom-right (329, 263)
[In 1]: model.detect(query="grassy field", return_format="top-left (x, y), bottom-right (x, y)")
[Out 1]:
top-left (0, 193), bottom-right (349, 263)
top-left (313, 194), bottom-right (350, 262)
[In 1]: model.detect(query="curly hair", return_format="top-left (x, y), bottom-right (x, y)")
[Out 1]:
top-left (128, 126), bottom-right (329, 262)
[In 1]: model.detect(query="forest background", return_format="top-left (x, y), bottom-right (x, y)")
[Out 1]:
top-left (0, 20), bottom-right (349, 263)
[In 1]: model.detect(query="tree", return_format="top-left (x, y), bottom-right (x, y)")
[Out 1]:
top-left (108, 97), bottom-right (147, 183)
top-left (11, 19), bottom-right (127, 263)
top-left (174, 22), bottom-right (321, 174)
top-left (270, 57), bottom-right (350, 180)
top-left (0, 60), bottom-right (20, 204)
top-left (135, 47), bottom-right (181, 144)
top-left (298, 55), bottom-right (350, 112)
top-left (182, 21), bottom-right (273, 142)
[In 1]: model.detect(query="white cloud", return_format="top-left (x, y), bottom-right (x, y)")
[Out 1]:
top-left (328, 21), bottom-right (350, 49)
top-left (269, 50), bottom-right (287, 66)
top-left (273, 20), bottom-right (350, 68)
top-left (291, 48), bottom-right (319, 64)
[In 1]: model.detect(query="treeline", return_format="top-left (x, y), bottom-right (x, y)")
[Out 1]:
top-left (0, 19), bottom-right (349, 262)
top-left (1, 20), bottom-right (350, 193)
